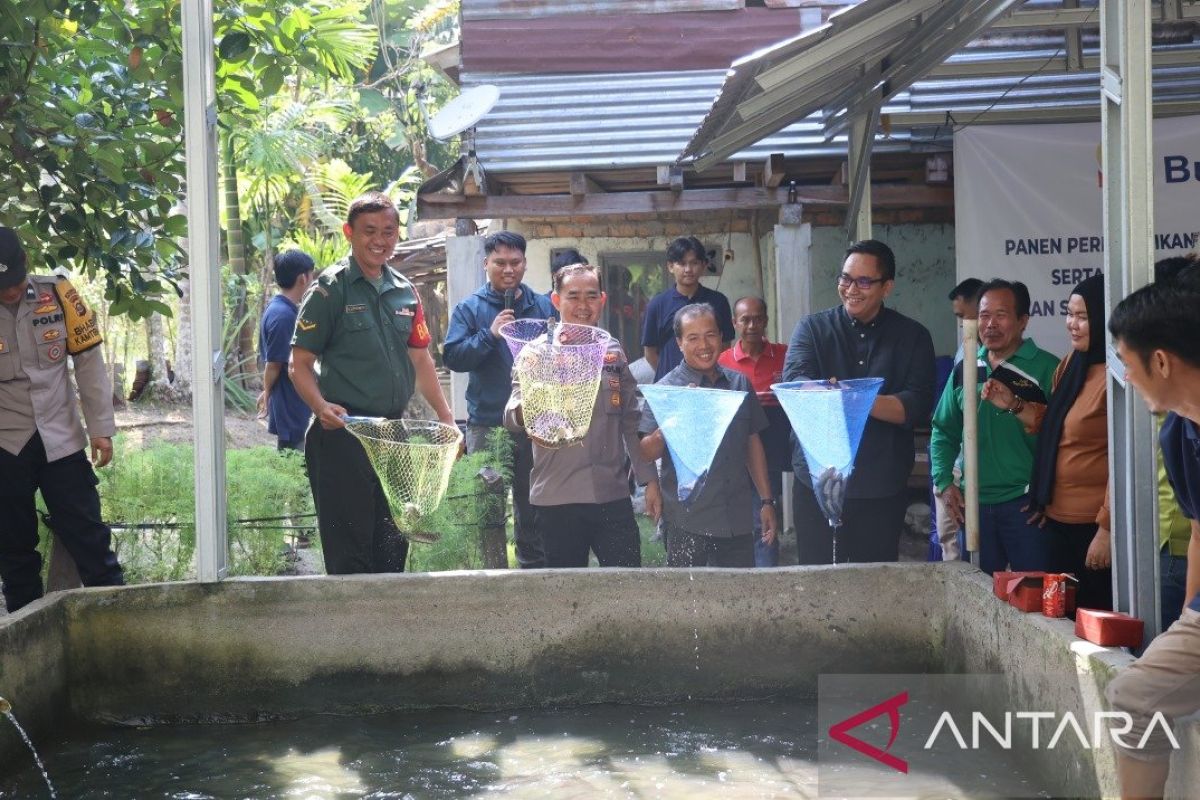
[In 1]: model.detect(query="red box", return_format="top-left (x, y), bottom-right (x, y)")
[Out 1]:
top-left (993, 571), bottom-right (1047, 611)
top-left (993, 571), bottom-right (1046, 600)
top-left (1075, 609), bottom-right (1145, 648)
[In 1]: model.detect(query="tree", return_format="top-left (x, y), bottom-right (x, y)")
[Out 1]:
top-left (0, 0), bottom-right (379, 320)
top-left (0, 0), bottom-right (185, 320)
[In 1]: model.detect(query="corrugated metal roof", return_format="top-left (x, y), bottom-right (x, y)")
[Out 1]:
top-left (681, 0), bottom-right (1200, 167)
top-left (463, 44), bottom-right (1200, 174)
top-left (463, 70), bottom-right (912, 172)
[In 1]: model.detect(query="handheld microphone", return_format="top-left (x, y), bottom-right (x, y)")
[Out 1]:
top-left (503, 288), bottom-right (514, 312)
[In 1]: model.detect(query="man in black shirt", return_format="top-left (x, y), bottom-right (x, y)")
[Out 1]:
top-left (783, 239), bottom-right (936, 563)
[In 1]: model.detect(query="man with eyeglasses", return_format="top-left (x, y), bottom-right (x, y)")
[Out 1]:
top-left (783, 239), bottom-right (935, 564)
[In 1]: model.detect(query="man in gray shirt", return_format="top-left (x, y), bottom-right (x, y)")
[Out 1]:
top-left (505, 264), bottom-right (660, 567)
top-left (639, 303), bottom-right (777, 567)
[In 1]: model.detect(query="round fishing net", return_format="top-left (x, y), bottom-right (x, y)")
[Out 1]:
top-left (343, 418), bottom-right (463, 542)
top-left (500, 319), bottom-right (612, 449)
top-left (772, 378), bottom-right (883, 528)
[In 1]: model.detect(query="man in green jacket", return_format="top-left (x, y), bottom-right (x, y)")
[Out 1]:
top-left (930, 279), bottom-right (1059, 574)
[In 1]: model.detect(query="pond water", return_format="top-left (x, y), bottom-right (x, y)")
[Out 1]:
top-left (1, 697), bottom-right (1049, 799)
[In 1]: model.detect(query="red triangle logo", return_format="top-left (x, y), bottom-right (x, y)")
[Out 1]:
top-left (828, 690), bottom-right (909, 774)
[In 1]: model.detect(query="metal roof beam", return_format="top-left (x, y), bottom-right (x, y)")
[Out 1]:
top-left (736, 60), bottom-right (876, 122)
top-left (1064, 0), bottom-right (1085, 70)
top-left (693, 81), bottom-right (854, 171)
top-left (925, 48), bottom-right (1200, 78)
top-left (878, 98), bottom-right (1200, 126)
top-left (754, 0), bottom-right (947, 92)
top-left (817, 0), bottom-right (1018, 135)
top-left (825, 0), bottom-right (1025, 138)
top-left (991, 2), bottom-right (1200, 28)
top-left (846, 105), bottom-right (880, 241)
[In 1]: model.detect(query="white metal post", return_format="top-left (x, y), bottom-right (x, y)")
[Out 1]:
top-left (1100, 0), bottom-right (1157, 640)
top-left (181, 0), bottom-right (228, 581)
top-left (445, 233), bottom-right (485, 421)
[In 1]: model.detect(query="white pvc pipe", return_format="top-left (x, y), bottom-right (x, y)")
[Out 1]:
top-left (962, 319), bottom-right (980, 559)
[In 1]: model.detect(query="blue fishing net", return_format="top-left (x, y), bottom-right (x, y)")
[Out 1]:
top-left (772, 378), bottom-right (883, 526)
top-left (640, 384), bottom-right (747, 503)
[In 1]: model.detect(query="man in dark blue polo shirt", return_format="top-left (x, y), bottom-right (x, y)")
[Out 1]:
top-left (641, 236), bottom-right (734, 381)
top-left (258, 249), bottom-right (315, 451)
top-left (784, 239), bottom-right (936, 564)
top-left (443, 231), bottom-right (554, 569)
top-left (1104, 269), bottom-right (1200, 799)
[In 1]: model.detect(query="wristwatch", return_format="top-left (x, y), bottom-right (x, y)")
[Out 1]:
top-left (760, 497), bottom-right (777, 508)
top-left (1007, 395), bottom-right (1026, 415)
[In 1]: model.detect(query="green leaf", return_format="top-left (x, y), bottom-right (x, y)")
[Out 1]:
top-left (260, 65), bottom-right (285, 96)
top-left (218, 32), bottom-right (251, 61)
top-left (358, 88), bottom-right (393, 117)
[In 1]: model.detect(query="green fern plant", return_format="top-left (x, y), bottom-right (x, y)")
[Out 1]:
top-left (278, 231), bottom-right (348, 272)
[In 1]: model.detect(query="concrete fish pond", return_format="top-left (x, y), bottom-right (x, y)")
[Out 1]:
top-left (1, 563), bottom-right (1197, 797)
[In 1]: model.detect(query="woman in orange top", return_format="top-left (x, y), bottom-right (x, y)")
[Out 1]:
top-left (1029, 273), bottom-right (1112, 611)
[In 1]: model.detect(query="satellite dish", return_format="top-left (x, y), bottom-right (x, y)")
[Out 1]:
top-left (427, 84), bottom-right (500, 142)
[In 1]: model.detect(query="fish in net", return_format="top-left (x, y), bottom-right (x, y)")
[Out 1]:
top-left (342, 417), bottom-right (463, 543)
top-left (772, 378), bottom-right (883, 537)
top-left (639, 384), bottom-right (747, 503)
top-left (500, 318), bottom-right (612, 449)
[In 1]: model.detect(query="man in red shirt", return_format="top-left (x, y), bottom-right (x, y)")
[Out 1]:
top-left (718, 296), bottom-right (792, 565)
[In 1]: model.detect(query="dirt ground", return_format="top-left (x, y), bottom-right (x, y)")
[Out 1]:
top-left (114, 401), bottom-right (276, 450)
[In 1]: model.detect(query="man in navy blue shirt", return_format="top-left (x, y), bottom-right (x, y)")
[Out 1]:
top-left (1105, 268), bottom-right (1200, 799)
top-left (641, 236), bottom-right (734, 381)
top-left (444, 231), bottom-right (554, 568)
top-left (784, 239), bottom-right (935, 564)
top-left (258, 249), bottom-right (315, 451)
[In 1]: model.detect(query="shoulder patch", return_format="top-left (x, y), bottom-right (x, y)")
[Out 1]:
top-left (52, 278), bottom-right (102, 354)
top-left (296, 318), bottom-right (317, 332)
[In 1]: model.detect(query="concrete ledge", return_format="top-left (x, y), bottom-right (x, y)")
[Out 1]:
top-left (63, 565), bottom-right (940, 723)
top-left (1, 561), bottom-right (1196, 797)
top-left (0, 593), bottom-right (71, 758)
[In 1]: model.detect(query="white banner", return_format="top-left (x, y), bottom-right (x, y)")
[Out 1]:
top-left (954, 117), bottom-right (1200, 356)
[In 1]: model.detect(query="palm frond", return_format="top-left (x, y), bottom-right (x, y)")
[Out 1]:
top-left (306, 6), bottom-right (377, 78)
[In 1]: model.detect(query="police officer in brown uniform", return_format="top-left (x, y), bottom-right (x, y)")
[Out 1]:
top-left (0, 227), bottom-right (124, 613)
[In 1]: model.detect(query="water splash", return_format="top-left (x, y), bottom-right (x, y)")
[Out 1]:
top-left (689, 571), bottom-right (701, 673)
top-left (3, 706), bottom-right (58, 799)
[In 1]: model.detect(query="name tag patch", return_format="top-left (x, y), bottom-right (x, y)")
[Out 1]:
top-left (395, 308), bottom-right (414, 316)
top-left (344, 304), bottom-right (367, 314)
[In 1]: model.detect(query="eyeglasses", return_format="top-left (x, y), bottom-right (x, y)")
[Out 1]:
top-left (837, 273), bottom-right (888, 290)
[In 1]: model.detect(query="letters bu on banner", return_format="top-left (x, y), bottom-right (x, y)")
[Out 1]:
top-left (954, 116), bottom-right (1200, 355)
